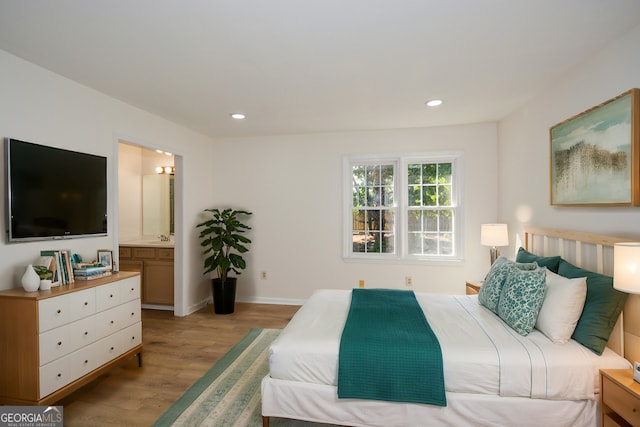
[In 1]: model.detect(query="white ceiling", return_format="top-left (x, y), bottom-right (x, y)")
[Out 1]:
top-left (1, 1), bottom-right (640, 139)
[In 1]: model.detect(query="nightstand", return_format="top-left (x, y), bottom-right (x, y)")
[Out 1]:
top-left (601, 369), bottom-right (640, 426)
top-left (465, 281), bottom-right (483, 295)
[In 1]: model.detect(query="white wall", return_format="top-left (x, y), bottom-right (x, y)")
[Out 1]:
top-left (498, 23), bottom-right (640, 249)
top-left (0, 50), bottom-right (214, 316)
top-left (215, 123), bottom-right (498, 302)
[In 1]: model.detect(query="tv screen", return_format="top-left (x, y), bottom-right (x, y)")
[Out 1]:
top-left (5, 138), bottom-right (107, 242)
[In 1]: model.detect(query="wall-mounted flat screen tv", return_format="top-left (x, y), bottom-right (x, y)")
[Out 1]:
top-left (5, 138), bottom-right (107, 242)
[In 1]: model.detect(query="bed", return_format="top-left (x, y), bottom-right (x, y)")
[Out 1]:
top-left (261, 226), bottom-right (640, 427)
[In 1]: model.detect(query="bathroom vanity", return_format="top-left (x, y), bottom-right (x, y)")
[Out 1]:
top-left (119, 241), bottom-right (174, 307)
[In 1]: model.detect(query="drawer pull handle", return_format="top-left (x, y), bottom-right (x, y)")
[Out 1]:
top-left (110, 294), bottom-right (114, 298)
top-left (57, 341), bottom-right (62, 346)
top-left (84, 331), bottom-right (88, 336)
top-left (110, 346), bottom-right (114, 351)
top-left (56, 309), bottom-right (61, 314)
top-left (131, 312), bottom-right (135, 316)
top-left (57, 373), bottom-right (61, 378)
top-left (131, 288), bottom-right (134, 292)
top-left (84, 360), bottom-right (88, 364)
top-left (131, 336), bottom-right (135, 340)
top-left (110, 320), bottom-right (114, 324)
top-left (84, 301), bottom-right (88, 306)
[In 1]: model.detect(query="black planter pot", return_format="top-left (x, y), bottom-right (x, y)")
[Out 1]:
top-left (212, 278), bottom-right (237, 314)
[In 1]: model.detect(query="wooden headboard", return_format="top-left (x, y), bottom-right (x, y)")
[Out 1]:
top-left (523, 226), bottom-right (640, 363)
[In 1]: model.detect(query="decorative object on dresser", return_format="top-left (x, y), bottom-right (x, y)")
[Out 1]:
top-left (480, 223), bottom-right (508, 265)
top-left (21, 264), bottom-right (41, 292)
top-left (0, 272), bottom-right (142, 405)
top-left (550, 88), bottom-right (640, 206)
top-left (196, 208), bottom-right (252, 315)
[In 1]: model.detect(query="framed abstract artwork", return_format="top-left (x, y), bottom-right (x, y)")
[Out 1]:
top-left (550, 89), bottom-right (640, 206)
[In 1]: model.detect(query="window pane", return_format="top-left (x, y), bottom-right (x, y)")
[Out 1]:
top-left (383, 232), bottom-right (395, 253)
top-left (440, 233), bottom-right (453, 255)
top-left (438, 184), bottom-right (452, 206)
top-left (438, 163), bottom-right (452, 184)
top-left (352, 209), bottom-right (365, 231)
top-left (423, 186), bottom-right (437, 206)
top-left (352, 232), bottom-right (366, 252)
top-left (366, 165), bottom-right (380, 186)
top-left (440, 210), bottom-right (453, 232)
top-left (423, 164), bottom-right (437, 184)
top-left (408, 164), bottom-right (421, 184)
top-left (408, 209), bottom-right (421, 232)
top-left (408, 232), bottom-right (422, 254)
top-left (423, 210), bottom-right (438, 231)
top-left (381, 185), bottom-right (394, 206)
top-left (381, 165), bottom-right (394, 186)
top-left (366, 188), bottom-right (380, 207)
top-left (367, 210), bottom-right (381, 231)
top-left (381, 210), bottom-right (395, 231)
top-left (423, 233), bottom-right (439, 254)
top-left (408, 185), bottom-right (420, 206)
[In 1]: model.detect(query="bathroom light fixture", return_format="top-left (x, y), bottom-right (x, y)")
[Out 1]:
top-left (231, 113), bottom-right (246, 120)
top-left (425, 99), bottom-right (443, 107)
top-left (156, 166), bottom-right (175, 174)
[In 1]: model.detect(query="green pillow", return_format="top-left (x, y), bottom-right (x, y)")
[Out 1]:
top-left (515, 247), bottom-right (561, 273)
top-left (557, 259), bottom-right (628, 355)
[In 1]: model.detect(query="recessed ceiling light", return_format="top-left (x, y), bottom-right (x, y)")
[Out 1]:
top-left (425, 99), bottom-right (443, 107)
top-left (231, 113), bottom-right (246, 120)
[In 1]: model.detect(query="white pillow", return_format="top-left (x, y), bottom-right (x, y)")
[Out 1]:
top-left (535, 270), bottom-right (587, 344)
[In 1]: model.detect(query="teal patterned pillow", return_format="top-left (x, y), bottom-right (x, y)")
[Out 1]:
top-left (478, 262), bottom-right (513, 313)
top-left (497, 267), bottom-right (547, 336)
top-left (478, 258), bottom-right (538, 314)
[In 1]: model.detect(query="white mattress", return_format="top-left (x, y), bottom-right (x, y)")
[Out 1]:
top-left (269, 289), bottom-right (631, 401)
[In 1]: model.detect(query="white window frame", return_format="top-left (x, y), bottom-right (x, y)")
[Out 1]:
top-left (343, 152), bottom-right (463, 263)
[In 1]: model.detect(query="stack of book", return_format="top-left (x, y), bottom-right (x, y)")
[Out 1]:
top-left (73, 264), bottom-right (112, 281)
top-left (39, 250), bottom-right (75, 285)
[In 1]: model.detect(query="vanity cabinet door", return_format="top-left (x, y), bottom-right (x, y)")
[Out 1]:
top-left (143, 260), bottom-right (174, 305)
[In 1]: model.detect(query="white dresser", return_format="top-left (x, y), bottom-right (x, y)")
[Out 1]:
top-left (0, 271), bottom-right (142, 405)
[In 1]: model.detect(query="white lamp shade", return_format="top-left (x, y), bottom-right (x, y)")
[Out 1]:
top-left (481, 224), bottom-right (509, 247)
top-left (614, 242), bottom-right (640, 294)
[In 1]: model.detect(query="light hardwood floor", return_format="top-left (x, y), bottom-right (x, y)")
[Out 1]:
top-left (58, 302), bottom-right (301, 426)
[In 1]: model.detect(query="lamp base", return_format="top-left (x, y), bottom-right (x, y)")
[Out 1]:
top-left (490, 247), bottom-right (500, 265)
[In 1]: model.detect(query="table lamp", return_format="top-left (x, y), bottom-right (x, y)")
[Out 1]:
top-left (481, 223), bottom-right (508, 265)
top-left (613, 242), bottom-right (640, 383)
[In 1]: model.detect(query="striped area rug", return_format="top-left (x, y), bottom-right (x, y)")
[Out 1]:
top-left (153, 328), bottom-right (279, 427)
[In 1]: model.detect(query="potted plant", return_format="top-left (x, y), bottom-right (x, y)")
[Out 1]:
top-left (33, 265), bottom-right (53, 291)
top-left (196, 208), bottom-right (252, 314)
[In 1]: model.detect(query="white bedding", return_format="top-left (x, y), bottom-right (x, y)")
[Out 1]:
top-left (269, 289), bottom-right (630, 401)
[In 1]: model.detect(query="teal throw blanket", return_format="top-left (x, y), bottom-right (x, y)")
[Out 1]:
top-left (337, 288), bottom-right (446, 406)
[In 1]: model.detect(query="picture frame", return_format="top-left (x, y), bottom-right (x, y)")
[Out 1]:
top-left (97, 249), bottom-right (113, 271)
top-left (550, 88), bottom-right (640, 206)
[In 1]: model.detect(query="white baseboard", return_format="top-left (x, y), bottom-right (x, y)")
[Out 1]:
top-left (237, 296), bottom-right (306, 306)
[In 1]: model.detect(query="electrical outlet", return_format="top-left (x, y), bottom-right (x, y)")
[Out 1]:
top-left (261, 271), bottom-right (267, 280)
top-left (359, 280), bottom-right (365, 288)
top-left (405, 276), bottom-right (413, 287)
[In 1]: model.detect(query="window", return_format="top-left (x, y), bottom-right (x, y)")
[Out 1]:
top-left (344, 153), bottom-right (462, 261)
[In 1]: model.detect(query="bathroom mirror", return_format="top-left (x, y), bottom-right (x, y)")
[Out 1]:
top-left (142, 174), bottom-right (174, 236)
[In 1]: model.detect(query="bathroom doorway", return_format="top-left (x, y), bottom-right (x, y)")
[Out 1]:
top-left (117, 140), bottom-right (180, 312)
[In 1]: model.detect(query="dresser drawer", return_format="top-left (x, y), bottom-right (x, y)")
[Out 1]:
top-left (38, 288), bottom-right (96, 332)
top-left (119, 276), bottom-right (141, 303)
top-left (603, 376), bottom-right (640, 426)
top-left (39, 317), bottom-right (99, 365)
top-left (39, 342), bottom-right (100, 398)
top-left (95, 281), bottom-right (121, 312)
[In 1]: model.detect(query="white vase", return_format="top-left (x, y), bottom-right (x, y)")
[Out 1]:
top-left (21, 264), bottom-right (40, 292)
top-left (39, 279), bottom-right (52, 291)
